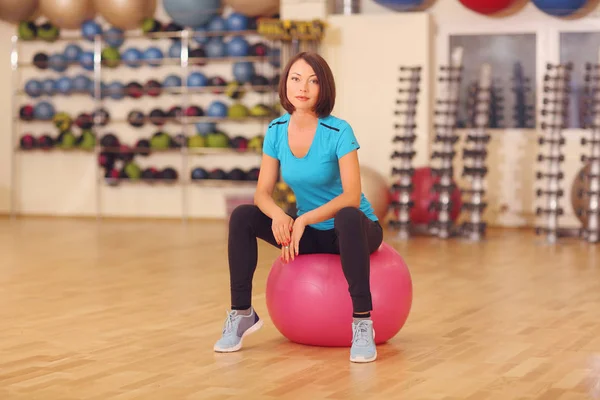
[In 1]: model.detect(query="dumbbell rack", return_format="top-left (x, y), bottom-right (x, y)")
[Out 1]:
top-left (388, 65), bottom-right (421, 239)
top-left (459, 63), bottom-right (492, 241)
top-left (535, 62), bottom-right (573, 243)
top-left (512, 62), bottom-right (535, 129)
top-left (579, 60), bottom-right (600, 243)
top-left (429, 47), bottom-right (464, 239)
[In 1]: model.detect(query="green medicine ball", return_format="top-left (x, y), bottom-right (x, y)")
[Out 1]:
top-left (228, 103), bottom-right (249, 119)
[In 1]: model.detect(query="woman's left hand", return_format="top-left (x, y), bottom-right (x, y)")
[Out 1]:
top-left (285, 217), bottom-right (306, 262)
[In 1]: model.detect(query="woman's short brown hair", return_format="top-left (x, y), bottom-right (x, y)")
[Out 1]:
top-left (278, 51), bottom-right (336, 118)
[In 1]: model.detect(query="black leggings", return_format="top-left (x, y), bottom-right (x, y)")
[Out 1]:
top-left (228, 204), bottom-right (384, 313)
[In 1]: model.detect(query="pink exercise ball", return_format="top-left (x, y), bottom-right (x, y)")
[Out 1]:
top-left (266, 242), bottom-right (412, 347)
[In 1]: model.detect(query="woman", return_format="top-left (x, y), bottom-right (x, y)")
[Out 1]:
top-left (214, 51), bottom-right (383, 363)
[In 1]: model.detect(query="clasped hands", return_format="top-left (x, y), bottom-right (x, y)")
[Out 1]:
top-left (272, 211), bottom-right (306, 263)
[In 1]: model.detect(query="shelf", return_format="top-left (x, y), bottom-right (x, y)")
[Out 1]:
top-left (102, 178), bottom-right (258, 187)
top-left (18, 55), bottom-right (275, 69)
top-left (100, 147), bottom-right (262, 156)
top-left (16, 115), bottom-right (275, 124)
top-left (13, 29), bottom-right (264, 44)
top-left (17, 85), bottom-right (278, 97)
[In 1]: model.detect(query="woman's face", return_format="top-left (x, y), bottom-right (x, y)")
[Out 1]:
top-left (286, 59), bottom-right (320, 113)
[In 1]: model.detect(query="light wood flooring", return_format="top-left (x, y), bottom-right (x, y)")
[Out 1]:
top-left (1, 217), bottom-right (600, 399)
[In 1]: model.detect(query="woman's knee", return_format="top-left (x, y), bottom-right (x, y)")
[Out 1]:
top-left (229, 204), bottom-right (259, 229)
top-left (334, 207), bottom-right (362, 231)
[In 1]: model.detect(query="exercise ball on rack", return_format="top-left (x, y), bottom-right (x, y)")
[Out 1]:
top-left (163, 0), bottom-right (221, 28)
top-left (0, 0), bottom-right (38, 23)
top-left (458, 0), bottom-right (517, 14)
top-left (224, 0), bottom-right (279, 17)
top-left (372, 0), bottom-right (425, 12)
top-left (92, 0), bottom-right (157, 30)
top-left (531, 0), bottom-right (588, 16)
top-left (39, 0), bottom-right (95, 30)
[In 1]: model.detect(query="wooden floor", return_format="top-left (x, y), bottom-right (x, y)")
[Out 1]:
top-left (1, 217), bottom-right (600, 400)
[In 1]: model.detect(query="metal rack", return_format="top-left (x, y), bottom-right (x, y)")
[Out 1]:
top-left (459, 63), bottom-right (492, 241)
top-left (388, 65), bottom-right (421, 239)
top-left (429, 47), bottom-right (464, 239)
top-left (9, 28), bottom-right (282, 221)
top-left (535, 62), bottom-right (572, 243)
top-left (578, 60), bottom-right (600, 243)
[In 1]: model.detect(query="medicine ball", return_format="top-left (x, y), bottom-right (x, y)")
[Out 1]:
top-left (20, 134), bottom-right (36, 150)
top-left (93, 108), bottom-right (110, 126)
top-left (100, 133), bottom-right (120, 148)
top-left (228, 167), bottom-right (247, 181)
top-left (126, 82), bottom-right (144, 98)
top-left (208, 168), bottom-right (227, 180)
top-left (149, 109), bottom-right (167, 125)
top-left (160, 167), bottom-right (178, 181)
top-left (191, 167), bottom-right (209, 180)
top-left (145, 79), bottom-right (162, 97)
top-left (128, 110), bottom-right (145, 127)
top-left (135, 139), bottom-right (151, 156)
top-left (33, 53), bottom-right (49, 69)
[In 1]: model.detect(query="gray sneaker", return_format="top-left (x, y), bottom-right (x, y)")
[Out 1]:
top-left (350, 320), bottom-right (377, 363)
top-left (213, 308), bottom-right (263, 352)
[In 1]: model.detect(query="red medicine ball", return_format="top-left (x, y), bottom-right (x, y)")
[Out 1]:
top-left (459, 0), bottom-right (516, 14)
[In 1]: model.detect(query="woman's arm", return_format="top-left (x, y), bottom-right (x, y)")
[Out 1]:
top-left (297, 150), bottom-right (362, 226)
top-left (254, 153), bottom-right (288, 220)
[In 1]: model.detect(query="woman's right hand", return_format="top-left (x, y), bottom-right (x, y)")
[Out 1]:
top-left (272, 210), bottom-right (294, 247)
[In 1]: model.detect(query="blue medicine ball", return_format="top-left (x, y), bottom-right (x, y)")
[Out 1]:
top-left (193, 26), bottom-right (209, 45)
top-left (106, 81), bottom-right (125, 100)
top-left (268, 47), bottom-right (281, 68)
top-left (207, 15), bottom-right (227, 32)
top-left (121, 48), bottom-right (143, 68)
top-left (41, 79), bottom-right (57, 96)
top-left (105, 27), bottom-right (125, 48)
top-left (226, 36), bottom-right (250, 57)
top-left (72, 74), bottom-right (92, 92)
top-left (143, 47), bottom-right (164, 67)
top-left (163, 74), bottom-right (183, 88)
top-left (25, 79), bottom-right (43, 98)
top-left (48, 54), bottom-right (68, 72)
top-left (163, 0), bottom-right (221, 28)
top-left (226, 12), bottom-right (249, 31)
top-left (79, 51), bottom-right (95, 71)
top-left (233, 61), bottom-right (255, 83)
top-left (187, 72), bottom-right (208, 87)
top-left (205, 37), bottom-right (226, 58)
top-left (532, 0), bottom-right (588, 16)
top-left (64, 43), bottom-right (83, 62)
top-left (169, 41), bottom-right (188, 59)
top-left (55, 77), bottom-right (73, 95)
top-left (196, 122), bottom-right (216, 134)
top-left (373, 0), bottom-right (424, 11)
top-left (81, 20), bottom-right (102, 42)
top-left (33, 101), bottom-right (55, 120)
top-left (207, 101), bottom-right (228, 117)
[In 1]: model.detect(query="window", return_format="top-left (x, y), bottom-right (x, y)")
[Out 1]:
top-left (449, 33), bottom-right (537, 129)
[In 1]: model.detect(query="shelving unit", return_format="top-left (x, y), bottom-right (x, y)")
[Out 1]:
top-left (10, 25), bottom-right (282, 221)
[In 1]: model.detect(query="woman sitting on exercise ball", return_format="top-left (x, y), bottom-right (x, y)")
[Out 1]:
top-left (214, 51), bottom-right (383, 363)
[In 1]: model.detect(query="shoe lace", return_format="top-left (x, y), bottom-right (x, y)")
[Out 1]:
top-left (352, 320), bottom-right (372, 346)
top-left (222, 310), bottom-right (237, 335)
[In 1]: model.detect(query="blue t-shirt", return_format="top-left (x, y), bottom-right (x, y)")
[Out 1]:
top-left (262, 113), bottom-right (378, 230)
